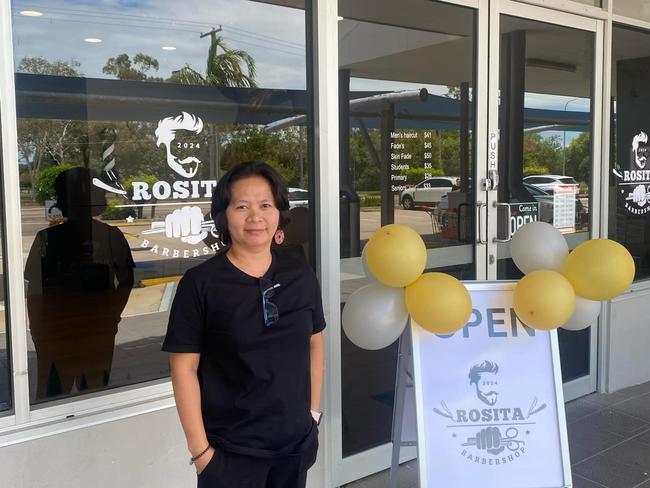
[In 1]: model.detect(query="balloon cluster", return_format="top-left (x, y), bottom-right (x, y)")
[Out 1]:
top-left (511, 222), bottom-right (635, 331)
top-left (342, 224), bottom-right (472, 350)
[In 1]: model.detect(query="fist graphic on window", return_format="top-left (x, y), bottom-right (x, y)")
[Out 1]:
top-left (632, 185), bottom-right (648, 206)
top-left (165, 206), bottom-right (208, 244)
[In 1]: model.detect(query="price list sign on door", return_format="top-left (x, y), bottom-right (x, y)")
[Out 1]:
top-left (390, 130), bottom-right (413, 194)
top-left (389, 130), bottom-right (436, 195)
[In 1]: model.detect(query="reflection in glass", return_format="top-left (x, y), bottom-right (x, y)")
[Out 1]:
top-left (338, 0), bottom-right (476, 458)
top-left (25, 168), bottom-right (134, 399)
top-left (496, 16), bottom-right (594, 278)
top-left (609, 25), bottom-right (650, 282)
top-left (495, 16), bottom-right (594, 383)
top-left (11, 0), bottom-right (309, 404)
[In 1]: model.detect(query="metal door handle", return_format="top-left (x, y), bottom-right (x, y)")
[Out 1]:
top-left (476, 201), bottom-right (487, 244)
top-left (493, 201), bottom-right (512, 242)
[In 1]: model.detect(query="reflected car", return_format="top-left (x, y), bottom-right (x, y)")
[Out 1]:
top-left (523, 175), bottom-right (578, 193)
top-left (288, 187), bottom-right (309, 209)
top-left (400, 176), bottom-right (458, 209)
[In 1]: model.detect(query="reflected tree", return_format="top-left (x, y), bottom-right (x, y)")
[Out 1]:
top-left (17, 57), bottom-right (81, 77)
top-left (16, 58), bottom-right (86, 201)
top-left (220, 126), bottom-right (303, 185)
top-left (16, 116), bottom-right (85, 200)
top-left (102, 53), bottom-right (163, 81)
top-left (565, 132), bottom-right (591, 184)
top-left (169, 33), bottom-right (257, 88)
top-left (523, 133), bottom-right (562, 175)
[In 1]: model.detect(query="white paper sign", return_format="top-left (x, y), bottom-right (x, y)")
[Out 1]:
top-left (553, 185), bottom-right (576, 229)
top-left (411, 282), bottom-right (571, 488)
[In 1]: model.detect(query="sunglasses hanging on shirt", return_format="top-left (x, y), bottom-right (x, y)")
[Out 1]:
top-left (259, 278), bottom-right (280, 327)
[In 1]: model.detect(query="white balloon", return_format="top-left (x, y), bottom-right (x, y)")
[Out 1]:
top-left (561, 296), bottom-right (601, 331)
top-left (342, 283), bottom-right (408, 350)
top-left (511, 221), bottom-right (569, 274)
top-left (361, 244), bottom-right (377, 281)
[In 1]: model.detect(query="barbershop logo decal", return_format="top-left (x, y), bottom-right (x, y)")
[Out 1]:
top-left (93, 112), bottom-right (224, 258)
top-left (433, 360), bottom-right (547, 467)
top-left (613, 130), bottom-right (650, 215)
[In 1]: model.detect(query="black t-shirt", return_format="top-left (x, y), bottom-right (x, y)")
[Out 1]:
top-left (162, 250), bottom-right (326, 458)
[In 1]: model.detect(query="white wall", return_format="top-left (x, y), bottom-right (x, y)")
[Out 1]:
top-left (0, 407), bottom-right (325, 488)
top-left (603, 286), bottom-right (650, 392)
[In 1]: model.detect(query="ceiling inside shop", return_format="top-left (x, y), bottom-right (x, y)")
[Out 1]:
top-left (500, 16), bottom-right (594, 98)
top-left (613, 26), bottom-right (650, 62)
top-left (611, 25), bottom-right (650, 95)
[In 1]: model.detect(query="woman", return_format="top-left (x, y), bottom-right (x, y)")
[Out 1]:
top-left (163, 161), bottom-right (325, 488)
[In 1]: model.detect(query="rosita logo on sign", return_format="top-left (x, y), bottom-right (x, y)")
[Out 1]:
top-left (433, 360), bottom-right (547, 467)
top-left (92, 112), bottom-right (224, 257)
top-left (613, 130), bottom-right (650, 215)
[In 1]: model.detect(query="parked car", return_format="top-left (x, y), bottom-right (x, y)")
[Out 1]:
top-left (288, 187), bottom-right (309, 208)
top-left (523, 175), bottom-right (578, 193)
top-left (400, 176), bottom-right (458, 209)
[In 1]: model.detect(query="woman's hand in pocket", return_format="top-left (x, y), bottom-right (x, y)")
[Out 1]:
top-left (195, 447), bottom-right (216, 475)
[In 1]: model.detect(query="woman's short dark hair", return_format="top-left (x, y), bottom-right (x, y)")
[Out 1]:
top-left (211, 161), bottom-right (291, 245)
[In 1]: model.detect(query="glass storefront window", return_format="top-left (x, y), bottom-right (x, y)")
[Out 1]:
top-left (496, 16), bottom-right (594, 280)
top-left (11, 0), bottom-right (310, 405)
top-left (495, 16), bottom-right (595, 383)
top-left (338, 0), bottom-right (476, 457)
top-left (609, 24), bottom-right (650, 282)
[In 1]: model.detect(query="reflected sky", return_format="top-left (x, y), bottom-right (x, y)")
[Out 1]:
top-left (11, 0), bottom-right (590, 146)
top-left (12, 0), bottom-right (306, 89)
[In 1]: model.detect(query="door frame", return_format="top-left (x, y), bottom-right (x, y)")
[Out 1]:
top-left (331, 0), bottom-right (485, 485)
top-left (327, 0), bottom-right (604, 486)
top-left (485, 0), bottom-right (603, 401)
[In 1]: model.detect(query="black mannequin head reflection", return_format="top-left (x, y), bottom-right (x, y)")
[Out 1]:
top-left (53, 167), bottom-right (107, 221)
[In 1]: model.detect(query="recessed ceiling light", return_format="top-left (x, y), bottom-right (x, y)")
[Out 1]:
top-left (84, 37), bottom-right (102, 43)
top-left (162, 46), bottom-right (176, 51)
top-left (20, 10), bottom-right (43, 17)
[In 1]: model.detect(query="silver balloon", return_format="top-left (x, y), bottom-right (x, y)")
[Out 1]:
top-left (511, 221), bottom-right (569, 274)
top-left (342, 283), bottom-right (408, 350)
top-left (561, 296), bottom-right (601, 331)
top-left (361, 244), bottom-right (377, 281)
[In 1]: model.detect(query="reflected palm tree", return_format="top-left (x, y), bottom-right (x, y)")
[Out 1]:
top-left (171, 33), bottom-right (257, 88)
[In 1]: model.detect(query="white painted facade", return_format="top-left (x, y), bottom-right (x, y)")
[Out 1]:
top-left (1, 1), bottom-right (650, 487)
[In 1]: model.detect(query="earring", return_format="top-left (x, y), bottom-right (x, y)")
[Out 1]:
top-left (274, 229), bottom-right (285, 245)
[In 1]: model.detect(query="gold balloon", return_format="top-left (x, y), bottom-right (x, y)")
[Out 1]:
top-left (366, 224), bottom-right (427, 287)
top-left (513, 270), bottom-right (576, 330)
top-left (405, 273), bottom-right (472, 334)
top-left (562, 239), bottom-right (635, 301)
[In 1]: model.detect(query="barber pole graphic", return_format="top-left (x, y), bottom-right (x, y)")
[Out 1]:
top-left (94, 128), bottom-right (127, 195)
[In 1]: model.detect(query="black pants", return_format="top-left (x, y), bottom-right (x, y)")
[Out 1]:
top-left (197, 440), bottom-right (318, 488)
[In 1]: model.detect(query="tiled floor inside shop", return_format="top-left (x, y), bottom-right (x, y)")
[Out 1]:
top-left (343, 381), bottom-right (650, 488)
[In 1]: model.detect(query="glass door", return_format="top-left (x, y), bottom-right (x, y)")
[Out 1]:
top-left (335, 0), bottom-right (487, 484)
top-left (485, 1), bottom-right (603, 400)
